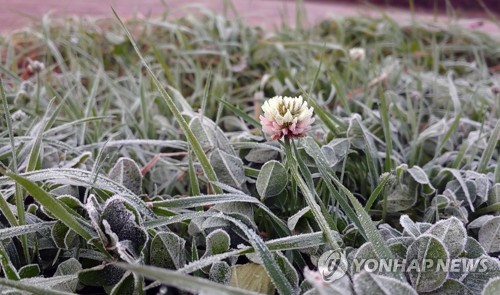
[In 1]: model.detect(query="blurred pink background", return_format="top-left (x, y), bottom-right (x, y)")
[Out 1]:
top-left (0, 0), bottom-right (497, 34)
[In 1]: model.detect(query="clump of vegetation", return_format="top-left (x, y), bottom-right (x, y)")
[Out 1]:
top-left (0, 5), bottom-right (499, 294)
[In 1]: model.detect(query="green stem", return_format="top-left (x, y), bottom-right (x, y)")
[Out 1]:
top-left (0, 77), bottom-right (30, 263)
top-left (282, 137), bottom-right (340, 250)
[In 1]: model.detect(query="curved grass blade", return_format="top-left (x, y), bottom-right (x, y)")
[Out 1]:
top-left (0, 169), bottom-right (97, 247)
top-left (216, 97), bottom-right (261, 129)
top-left (0, 76), bottom-right (29, 262)
top-left (180, 231), bottom-right (335, 274)
top-left (0, 221), bottom-right (55, 240)
top-left (0, 277), bottom-right (75, 295)
top-left (330, 175), bottom-right (405, 281)
top-left (115, 262), bottom-right (258, 295)
top-left (0, 191), bottom-right (18, 227)
top-left (0, 243), bottom-right (20, 280)
top-left (478, 120), bottom-right (500, 173)
top-left (365, 173), bottom-right (391, 211)
top-left (0, 168), bottom-right (155, 219)
top-left (283, 139), bottom-right (341, 251)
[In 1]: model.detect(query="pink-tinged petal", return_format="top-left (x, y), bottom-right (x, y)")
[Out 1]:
top-left (260, 95), bottom-right (315, 140)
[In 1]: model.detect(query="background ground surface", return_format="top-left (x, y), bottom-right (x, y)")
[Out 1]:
top-left (0, 0), bottom-right (498, 35)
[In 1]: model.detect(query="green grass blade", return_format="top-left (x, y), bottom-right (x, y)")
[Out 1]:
top-left (216, 97), bottom-right (261, 128)
top-left (0, 191), bottom-right (18, 227)
top-left (0, 222), bottom-right (55, 240)
top-left (330, 176), bottom-right (405, 281)
top-left (301, 137), bottom-right (363, 234)
top-left (298, 84), bottom-right (342, 135)
top-left (180, 231), bottom-right (333, 274)
top-left (0, 277), bottom-right (74, 295)
top-left (115, 262), bottom-right (258, 295)
top-left (0, 168), bottom-right (94, 242)
top-left (436, 110), bottom-right (463, 156)
top-left (0, 243), bottom-right (20, 280)
top-left (364, 173), bottom-right (391, 211)
top-left (478, 120), bottom-right (500, 173)
top-left (214, 214), bottom-right (296, 294)
top-left (0, 76), bottom-right (30, 262)
top-left (379, 91), bottom-right (394, 172)
top-left (188, 151), bottom-right (202, 196)
top-left (284, 139), bottom-right (341, 251)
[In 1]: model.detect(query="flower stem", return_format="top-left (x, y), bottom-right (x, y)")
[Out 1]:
top-left (281, 137), bottom-right (340, 250)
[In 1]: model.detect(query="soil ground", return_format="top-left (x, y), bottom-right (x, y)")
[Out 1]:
top-left (0, 0), bottom-right (498, 35)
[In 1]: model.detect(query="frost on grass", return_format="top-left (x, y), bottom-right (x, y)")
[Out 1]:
top-left (1, 10), bottom-right (499, 295)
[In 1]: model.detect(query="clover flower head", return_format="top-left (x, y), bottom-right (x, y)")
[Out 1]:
top-left (260, 95), bottom-right (315, 140)
top-left (27, 59), bottom-right (45, 74)
top-left (349, 47), bottom-right (366, 61)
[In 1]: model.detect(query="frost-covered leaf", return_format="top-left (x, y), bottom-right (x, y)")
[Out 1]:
top-left (478, 216), bottom-right (500, 254)
top-left (421, 278), bottom-right (472, 295)
top-left (441, 169), bottom-right (475, 209)
top-left (351, 242), bottom-right (378, 275)
top-left (353, 271), bottom-right (417, 295)
top-left (57, 195), bottom-right (83, 210)
top-left (205, 229), bottom-right (231, 255)
top-left (209, 261), bottom-right (231, 285)
top-left (474, 175), bottom-right (490, 204)
top-left (78, 264), bottom-right (126, 287)
top-left (274, 252), bottom-right (299, 290)
top-left (322, 138), bottom-right (350, 167)
top-left (468, 215), bottom-right (495, 235)
top-left (100, 196), bottom-right (148, 257)
top-left (256, 160), bottom-right (288, 199)
top-left (51, 221), bottom-right (78, 249)
top-left (55, 258), bottom-right (82, 276)
top-left (150, 232), bottom-right (186, 270)
top-left (406, 165), bottom-right (435, 194)
top-left (483, 277), bottom-right (500, 295)
top-left (406, 234), bottom-right (449, 292)
top-left (400, 215), bottom-right (421, 238)
top-left (463, 237), bottom-right (487, 258)
top-left (110, 273), bottom-right (135, 295)
top-left (488, 183), bottom-right (500, 205)
top-left (427, 217), bottom-right (467, 258)
top-left (210, 148), bottom-right (247, 191)
top-left (18, 264), bottom-right (40, 279)
top-left (385, 185), bottom-right (416, 212)
top-left (388, 241), bottom-right (409, 260)
top-left (245, 148), bottom-right (278, 163)
top-left (460, 255), bottom-right (500, 294)
top-left (189, 116), bottom-right (234, 154)
top-left (379, 224), bottom-right (402, 240)
top-left (287, 207), bottom-right (311, 231)
top-left (108, 157), bottom-right (143, 196)
top-left (85, 195), bottom-right (107, 246)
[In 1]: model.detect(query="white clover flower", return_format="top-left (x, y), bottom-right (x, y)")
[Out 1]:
top-left (260, 96), bottom-right (314, 140)
top-left (27, 59), bottom-right (45, 73)
top-left (349, 47), bottom-right (366, 61)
